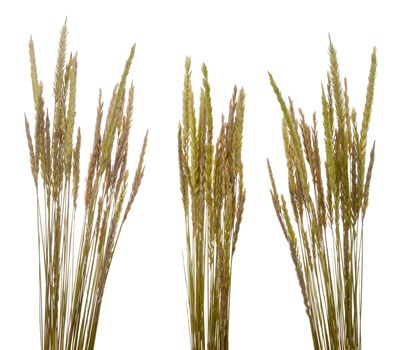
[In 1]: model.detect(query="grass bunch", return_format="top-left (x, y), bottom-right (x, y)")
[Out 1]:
top-left (24, 22), bottom-right (148, 350)
top-left (178, 58), bottom-right (246, 350)
top-left (267, 39), bottom-right (376, 350)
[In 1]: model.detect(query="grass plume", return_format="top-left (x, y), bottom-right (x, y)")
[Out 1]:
top-left (25, 22), bottom-right (148, 350)
top-left (178, 58), bottom-right (246, 350)
top-left (267, 39), bottom-right (377, 350)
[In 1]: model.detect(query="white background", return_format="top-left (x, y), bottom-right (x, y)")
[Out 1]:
top-left (0, 0), bottom-right (396, 348)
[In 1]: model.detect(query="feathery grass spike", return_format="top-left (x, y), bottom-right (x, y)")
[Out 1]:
top-left (267, 39), bottom-right (376, 350)
top-left (24, 23), bottom-right (147, 350)
top-left (178, 58), bottom-right (246, 350)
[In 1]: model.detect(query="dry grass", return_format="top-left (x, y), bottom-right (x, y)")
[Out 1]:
top-left (24, 21), bottom-right (148, 350)
top-left (178, 58), bottom-right (246, 350)
top-left (267, 38), bottom-right (377, 350)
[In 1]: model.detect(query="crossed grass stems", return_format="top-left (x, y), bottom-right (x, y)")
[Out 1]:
top-left (267, 39), bottom-right (376, 350)
top-left (178, 58), bottom-right (246, 350)
top-left (25, 23), bottom-right (147, 350)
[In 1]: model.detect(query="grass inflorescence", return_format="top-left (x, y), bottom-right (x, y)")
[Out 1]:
top-left (267, 38), bottom-right (377, 350)
top-left (178, 58), bottom-right (246, 350)
top-left (25, 22), bottom-right (148, 350)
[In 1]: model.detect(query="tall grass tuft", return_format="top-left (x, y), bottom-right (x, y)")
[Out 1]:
top-left (24, 22), bottom-right (148, 350)
top-left (178, 58), bottom-right (246, 350)
top-left (267, 38), bottom-right (376, 350)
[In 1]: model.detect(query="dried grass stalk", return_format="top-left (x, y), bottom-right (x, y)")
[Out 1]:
top-left (267, 38), bottom-right (377, 350)
top-left (178, 58), bottom-right (246, 350)
top-left (24, 22), bottom-right (148, 350)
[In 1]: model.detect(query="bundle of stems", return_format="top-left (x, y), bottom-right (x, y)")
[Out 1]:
top-left (24, 23), bottom-right (148, 350)
top-left (178, 58), bottom-right (246, 350)
top-left (267, 39), bottom-right (376, 350)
